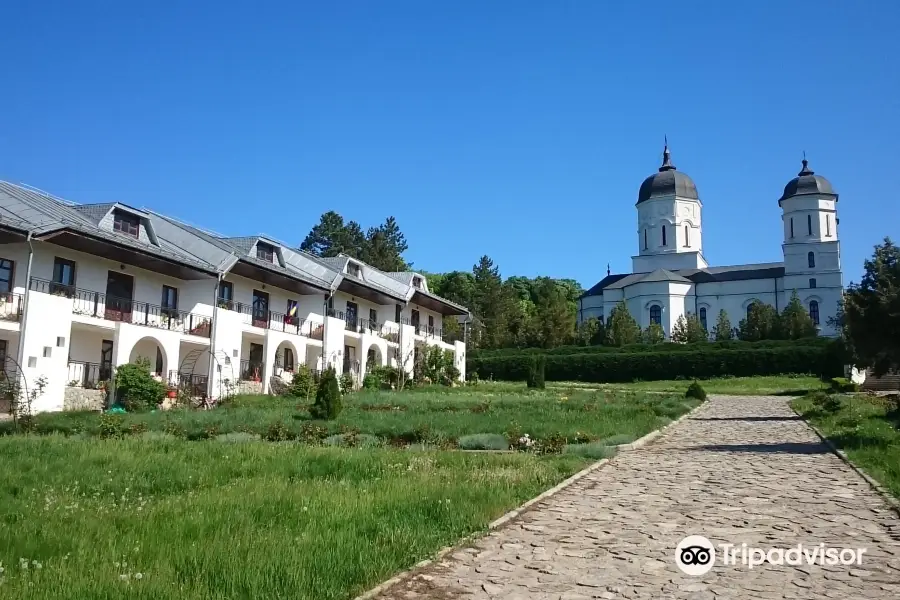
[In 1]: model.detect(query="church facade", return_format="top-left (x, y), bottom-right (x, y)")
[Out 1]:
top-left (577, 145), bottom-right (843, 338)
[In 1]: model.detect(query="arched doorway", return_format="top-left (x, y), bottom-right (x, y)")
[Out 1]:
top-left (366, 343), bottom-right (384, 370)
top-left (129, 336), bottom-right (167, 378)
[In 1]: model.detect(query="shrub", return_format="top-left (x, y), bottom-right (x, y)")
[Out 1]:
top-left (264, 421), bottom-right (295, 441)
top-left (98, 413), bottom-right (127, 439)
top-left (338, 372), bottom-right (355, 394)
top-left (810, 391), bottom-right (843, 413)
top-left (114, 359), bottom-right (166, 412)
top-left (457, 433), bottom-right (509, 450)
top-left (526, 355), bottom-right (546, 389)
top-left (830, 377), bottom-right (860, 393)
top-left (536, 432), bottom-right (566, 454)
top-left (685, 381), bottom-right (707, 401)
top-left (216, 432), bottom-right (261, 443)
top-left (288, 365), bottom-right (316, 400)
top-left (563, 442), bottom-right (617, 460)
top-left (469, 343), bottom-right (842, 384)
top-left (310, 368), bottom-right (342, 420)
top-left (365, 365), bottom-right (399, 390)
top-left (596, 434), bottom-right (636, 447)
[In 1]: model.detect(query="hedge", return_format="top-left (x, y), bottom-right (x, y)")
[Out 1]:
top-left (468, 344), bottom-right (844, 383)
top-left (471, 338), bottom-right (832, 359)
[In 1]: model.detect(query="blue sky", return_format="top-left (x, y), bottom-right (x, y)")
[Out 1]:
top-left (1, 1), bottom-right (897, 288)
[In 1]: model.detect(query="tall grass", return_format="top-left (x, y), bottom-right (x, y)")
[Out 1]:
top-left (0, 437), bottom-right (586, 599)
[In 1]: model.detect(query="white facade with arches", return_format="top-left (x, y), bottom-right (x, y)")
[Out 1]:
top-left (0, 181), bottom-right (468, 413)
top-left (578, 149), bottom-right (843, 338)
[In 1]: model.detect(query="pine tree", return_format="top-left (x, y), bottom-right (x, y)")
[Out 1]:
top-left (684, 313), bottom-right (709, 343)
top-left (606, 302), bottom-right (641, 346)
top-left (713, 309), bottom-right (734, 341)
top-left (310, 367), bottom-right (342, 420)
top-left (779, 290), bottom-right (818, 340)
top-left (738, 303), bottom-right (780, 341)
top-left (670, 315), bottom-right (689, 343)
top-left (472, 256), bottom-right (509, 349)
top-left (642, 323), bottom-right (665, 344)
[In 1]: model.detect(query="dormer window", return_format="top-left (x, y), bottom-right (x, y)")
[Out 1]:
top-left (113, 211), bottom-right (140, 238)
top-left (347, 263), bottom-right (361, 277)
top-left (412, 276), bottom-right (422, 288)
top-left (256, 242), bottom-right (275, 263)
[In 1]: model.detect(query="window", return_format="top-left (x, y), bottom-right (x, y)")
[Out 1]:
top-left (286, 299), bottom-right (299, 324)
top-left (661, 225), bottom-right (667, 246)
top-left (699, 307), bottom-right (707, 331)
top-left (0, 258), bottom-right (13, 294)
top-left (808, 251), bottom-right (815, 269)
top-left (218, 281), bottom-right (234, 307)
top-left (256, 242), bottom-right (275, 262)
top-left (412, 277), bottom-right (422, 288)
top-left (155, 347), bottom-right (164, 375)
top-left (369, 308), bottom-right (377, 325)
top-left (643, 229), bottom-right (648, 250)
top-left (809, 278), bottom-right (817, 289)
top-left (113, 211), bottom-right (140, 237)
top-left (790, 218), bottom-right (794, 238)
top-left (428, 314), bottom-right (434, 334)
top-left (684, 225), bottom-right (689, 247)
top-left (52, 257), bottom-right (76, 295)
top-left (807, 214), bottom-right (812, 236)
top-left (826, 215), bottom-right (831, 236)
top-left (809, 300), bottom-right (820, 325)
top-left (395, 305), bottom-right (401, 323)
top-left (161, 285), bottom-right (178, 317)
top-left (283, 348), bottom-right (295, 372)
top-left (347, 263), bottom-right (361, 277)
top-left (252, 289), bottom-right (269, 327)
top-left (649, 305), bottom-right (661, 325)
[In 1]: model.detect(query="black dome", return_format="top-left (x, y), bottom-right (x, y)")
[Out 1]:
top-left (637, 146), bottom-right (699, 204)
top-left (778, 158), bottom-right (836, 203)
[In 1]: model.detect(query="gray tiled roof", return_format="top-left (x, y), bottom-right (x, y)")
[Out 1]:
top-left (581, 262), bottom-right (787, 297)
top-left (0, 181), bottom-right (93, 232)
top-left (220, 236), bottom-right (258, 255)
top-left (386, 272), bottom-right (414, 285)
top-left (71, 203), bottom-right (114, 225)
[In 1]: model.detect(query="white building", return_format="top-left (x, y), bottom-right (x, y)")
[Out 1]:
top-left (0, 181), bottom-right (468, 413)
top-left (577, 145), bottom-right (843, 337)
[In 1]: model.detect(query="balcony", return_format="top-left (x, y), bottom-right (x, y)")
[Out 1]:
top-left (30, 278), bottom-right (212, 338)
top-left (239, 359), bottom-right (266, 382)
top-left (219, 299), bottom-right (323, 340)
top-left (66, 360), bottom-right (111, 388)
top-left (0, 292), bottom-right (24, 322)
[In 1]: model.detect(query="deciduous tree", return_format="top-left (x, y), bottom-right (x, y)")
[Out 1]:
top-left (713, 309), bottom-right (734, 341)
top-left (779, 290), bottom-right (818, 340)
top-left (606, 302), bottom-right (641, 346)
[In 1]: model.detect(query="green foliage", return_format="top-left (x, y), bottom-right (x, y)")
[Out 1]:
top-left (535, 432), bottom-right (567, 455)
top-left (738, 302), bottom-right (780, 341)
top-left (365, 365), bottom-right (400, 390)
top-left (310, 368), bottom-right (343, 420)
top-left (114, 359), bottom-right (166, 412)
top-left (563, 442), bottom-right (617, 460)
top-left (264, 421), bottom-right (295, 441)
top-left (642, 323), bottom-right (665, 344)
top-left (526, 355), bottom-right (546, 389)
top-left (606, 301), bottom-right (641, 346)
top-left (843, 237), bottom-right (900, 375)
top-left (685, 381), bottom-right (707, 401)
top-left (830, 377), bottom-right (860, 393)
top-left (299, 211), bottom-right (410, 271)
top-left (780, 290), bottom-right (819, 340)
top-left (672, 313), bottom-right (708, 343)
top-left (457, 433), bottom-right (509, 450)
top-left (98, 412), bottom-right (127, 439)
top-left (469, 341), bottom-right (843, 383)
top-left (472, 255), bottom-right (512, 349)
top-left (339, 372), bottom-right (355, 393)
top-left (713, 309), bottom-right (734, 341)
top-left (288, 365), bottom-right (316, 400)
top-left (574, 317), bottom-right (603, 346)
top-left (420, 346), bottom-right (458, 386)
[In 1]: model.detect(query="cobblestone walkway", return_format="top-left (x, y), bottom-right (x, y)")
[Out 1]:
top-left (375, 395), bottom-right (900, 600)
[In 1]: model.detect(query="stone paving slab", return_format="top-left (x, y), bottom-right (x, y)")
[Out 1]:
top-left (373, 395), bottom-right (900, 600)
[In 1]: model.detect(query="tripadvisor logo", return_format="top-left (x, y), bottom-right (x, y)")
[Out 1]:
top-left (675, 535), bottom-right (867, 575)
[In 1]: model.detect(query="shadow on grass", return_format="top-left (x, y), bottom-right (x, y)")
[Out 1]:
top-left (830, 431), bottom-right (894, 450)
top-left (687, 442), bottom-right (828, 454)
top-left (691, 416), bottom-right (803, 422)
top-left (773, 389), bottom-right (816, 397)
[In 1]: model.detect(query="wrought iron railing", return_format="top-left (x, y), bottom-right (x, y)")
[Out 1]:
top-left (239, 359), bottom-right (265, 382)
top-left (0, 293), bottom-right (24, 322)
top-left (30, 278), bottom-right (212, 338)
top-left (66, 361), bottom-right (111, 389)
top-left (220, 299), bottom-right (323, 340)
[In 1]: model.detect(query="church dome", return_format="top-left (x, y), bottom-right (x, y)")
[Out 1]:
top-left (778, 158), bottom-right (836, 202)
top-left (637, 145), bottom-right (699, 204)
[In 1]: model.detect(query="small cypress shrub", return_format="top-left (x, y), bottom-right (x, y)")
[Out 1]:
top-left (526, 357), bottom-right (538, 388)
top-left (310, 367), bottom-right (343, 420)
top-left (534, 355), bottom-right (546, 389)
top-left (685, 381), bottom-right (707, 401)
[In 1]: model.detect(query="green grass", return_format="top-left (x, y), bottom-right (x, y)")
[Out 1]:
top-left (8, 386), bottom-right (699, 447)
top-left (546, 375), bottom-right (828, 396)
top-left (792, 393), bottom-right (900, 500)
top-left (0, 437), bottom-right (587, 599)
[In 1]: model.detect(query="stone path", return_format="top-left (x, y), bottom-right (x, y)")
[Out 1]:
top-left (375, 395), bottom-right (900, 599)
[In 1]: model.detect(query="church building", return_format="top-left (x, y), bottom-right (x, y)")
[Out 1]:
top-left (577, 145), bottom-right (843, 337)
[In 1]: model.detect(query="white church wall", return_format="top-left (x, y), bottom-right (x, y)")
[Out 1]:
top-left (577, 295), bottom-right (605, 324)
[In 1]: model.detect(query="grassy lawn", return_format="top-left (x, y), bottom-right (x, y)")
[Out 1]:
top-left (544, 375), bottom-right (828, 396)
top-left (0, 438), bottom-right (586, 599)
top-left (792, 393), bottom-right (900, 500)
top-left (8, 386), bottom-right (699, 448)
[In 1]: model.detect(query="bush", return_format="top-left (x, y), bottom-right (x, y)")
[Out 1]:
top-left (288, 365), bottom-right (316, 400)
top-left (98, 412), bottom-right (127, 439)
top-left (830, 377), bottom-right (860, 393)
top-left (366, 365), bottom-right (399, 390)
top-left (469, 343), bottom-right (843, 384)
top-left (685, 381), bottom-right (707, 401)
top-left (264, 421), bottom-right (295, 442)
top-left (526, 355), bottom-right (546, 389)
top-left (114, 359), bottom-right (166, 412)
top-left (310, 368), bottom-right (342, 420)
top-left (457, 433), bottom-right (509, 450)
top-left (563, 442), bottom-right (617, 460)
top-left (215, 432), bottom-right (262, 443)
top-left (338, 372), bottom-right (355, 394)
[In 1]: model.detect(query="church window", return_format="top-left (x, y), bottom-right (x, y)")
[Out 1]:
top-left (809, 278), bottom-right (816, 289)
top-left (790, 218), bottom-right (794, 238)
top-left (684, 225), bottom-right (689, 247)
top-left (699, 307), bottom-right (707, 331)
top-left (809, 300), bottom-right (820, 325)
top-left (807, 214), bottom-right (813, 236)
top-left (826, 215), bottom-right (831, 236)
top-left (808, 252), bottom-right (815, 269)
top-left (661, 225), bottom-right (667, 247)
top-left (649, 305), bottom-right (661, 325)
top-left (643, 229), bottom-right (648, 250)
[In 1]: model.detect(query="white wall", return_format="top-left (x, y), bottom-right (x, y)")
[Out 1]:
top-left (19, 291), bottom-right (73, 412)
